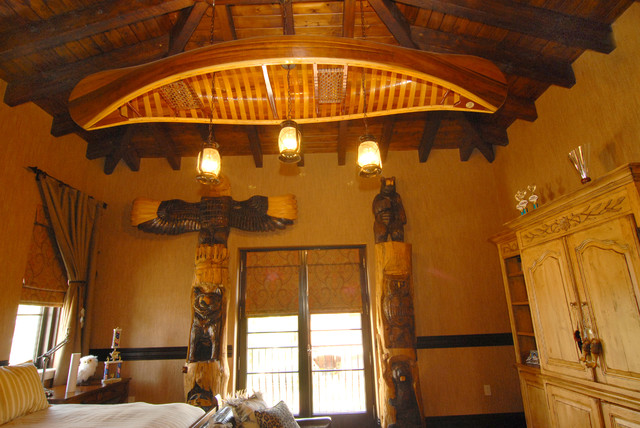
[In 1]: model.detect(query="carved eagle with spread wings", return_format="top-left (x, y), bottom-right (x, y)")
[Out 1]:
top-left (130, 194), bottom-right (297, 245)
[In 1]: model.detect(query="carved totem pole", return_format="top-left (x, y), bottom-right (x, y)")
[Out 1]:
top-left (372, 177), bottom-right (425, 428)
top-left (130, 177), bottom-right (297, 411)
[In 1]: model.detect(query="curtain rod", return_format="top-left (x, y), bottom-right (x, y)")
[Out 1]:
top-left (27, 166), bottom-right (108, 209)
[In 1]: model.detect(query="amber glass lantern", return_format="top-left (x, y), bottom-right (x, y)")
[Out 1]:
top-left (357, 135), bottom-right (382, 177)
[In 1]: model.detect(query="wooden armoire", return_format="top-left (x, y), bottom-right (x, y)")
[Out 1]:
top-left (492, 163), bottom-right (640, 427)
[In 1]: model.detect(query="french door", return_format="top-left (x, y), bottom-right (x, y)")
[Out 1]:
top-left (237, 246), bottom-right (376, 427)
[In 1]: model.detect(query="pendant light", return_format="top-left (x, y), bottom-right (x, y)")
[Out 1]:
top-left (196, 108), bottom-right (221, 184)
top-left (356, 1), bottom-right (382, 177)
top-left (196, 0), bottom-right (222, 184)
top-left (278, 2), bottom-right (301, 163)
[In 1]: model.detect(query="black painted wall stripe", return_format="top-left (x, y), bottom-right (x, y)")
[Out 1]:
top-left (416, 333), bottom-right (513, 349)
top-left (89, 345), bottom-right (233, 361)
top-left (88, 334), bottom-right (512, 362)
top-left (426, 411), bottom-right (526, 428)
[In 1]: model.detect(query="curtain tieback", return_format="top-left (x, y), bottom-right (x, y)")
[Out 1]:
top-left (68, 280), bottom-right (87, 284)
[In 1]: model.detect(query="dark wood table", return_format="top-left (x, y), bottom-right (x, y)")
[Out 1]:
top-left (47, 378), bottom-right (130, 404)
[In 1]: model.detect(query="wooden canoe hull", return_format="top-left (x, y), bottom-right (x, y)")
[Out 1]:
top-left (69, 36), bottom-right (508, 130)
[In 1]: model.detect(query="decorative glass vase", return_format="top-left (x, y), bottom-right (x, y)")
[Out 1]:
top-left (568, 144), bottom-right (591, 184)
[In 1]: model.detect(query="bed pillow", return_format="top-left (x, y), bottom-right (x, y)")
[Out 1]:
top-left (255, 401), bottom-right (300, 428)
top-left (0, 362), bottom-right (50, 424)
top-left (224, 391), bottom-right (268, 428)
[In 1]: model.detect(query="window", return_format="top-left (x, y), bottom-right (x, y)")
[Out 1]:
top-left (10, 305), bottom-right (59, 366)
top-left (10, 204), bottom-right (64, 368)
top-left (238, 246), bottom-right (375, 426)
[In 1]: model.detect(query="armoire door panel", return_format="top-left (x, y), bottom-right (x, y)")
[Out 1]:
top-left (521, 240), bottom-right (592, 380)
top-left (601, 402), bottom-right (640, 428)
top-left (546, 384), bottom-right (603, 428)
top-left (567, 216), bottom-right (640, 390)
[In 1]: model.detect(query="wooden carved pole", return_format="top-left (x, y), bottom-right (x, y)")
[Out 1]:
top-left (130, 177), bottom-right (297, 411)
top-left (372, 177), bottom-right (425, 428)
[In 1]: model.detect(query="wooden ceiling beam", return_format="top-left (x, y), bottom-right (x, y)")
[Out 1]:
top-left (368, 0), bottom-right (418, 49)
top-left (410, 26), bottom-right (575, 88)
top-left (379, 116), bottom-right (396, 162)
top-left (150, 124), bottom-right (182, 170)
top-left (342, 0), bottom-right (356, 38)
top-left (457, 112), bottom-right (495, 163)
top-left (217, 4), bottom-right (238, 41)
top-left (103, 126), bottom-right (140, 174)
top-left (168, 2), bottom-right (209, 55)
top-left (281, 0), bottom-right (295, 35)
top-left (0, 0), bottom-right (196, 62)
top-left (337, 121), bottom-right (349, 166)
top-left (245, 126), bottom-right (264, 168)
top-left (397, 0), bottom-right (614, 53)
top-left (499, 95), bottom-right (538, 123)
top-left (4, 35), bottom-right (169, 107)
top-left (418, 111), bottom-right (444, 163)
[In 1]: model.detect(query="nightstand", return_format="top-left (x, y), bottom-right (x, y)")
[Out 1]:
top-left (47, 378), bottom-right (130, 404)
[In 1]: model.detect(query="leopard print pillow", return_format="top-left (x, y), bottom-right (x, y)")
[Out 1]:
top-left (255, 401), bottom-right (300, 428)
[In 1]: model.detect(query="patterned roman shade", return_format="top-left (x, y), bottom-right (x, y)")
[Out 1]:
top-left (243, 248), bottom-right (363, 316)
top-left (307, 248), bottom-right (362, 314)
top-left (21, 205), bottom-right (67, 306)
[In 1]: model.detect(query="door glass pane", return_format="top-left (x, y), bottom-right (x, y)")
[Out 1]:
top-left (311, 313), bottom-right (366, 414)
top-left (246, 316), bottom-right (299, 413)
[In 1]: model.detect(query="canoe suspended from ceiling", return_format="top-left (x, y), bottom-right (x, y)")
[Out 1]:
top-left (68, 36), bottom-right (508, 131)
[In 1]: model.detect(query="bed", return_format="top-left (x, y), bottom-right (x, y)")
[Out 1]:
top-left (0, 362), bottom-right (329, 428)
top-left (0, 362), bottom-right (215, 428)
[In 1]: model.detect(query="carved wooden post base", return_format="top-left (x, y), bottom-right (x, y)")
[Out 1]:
top-left (184, 244), bottom-right (230, 411)
top-left (374, 242), bottom-right (425, 428)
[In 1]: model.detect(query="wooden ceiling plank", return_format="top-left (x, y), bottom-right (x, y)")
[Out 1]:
top-left (0, 0), bottom-right (196, 62)
top-left (245, 125), bottom-right (264, 167)
top-left (342, 0), bottom-right (356, 38)
top-left (168, 2), bottom-right (209, 55)
top-left (4, 35), bottom-right (170, 107)
top-left (379, 115), bottom-right (395, 162)
top-left (218, 4), bottom-right (238, 41)
top-left (397, 0), bottom-right (614, 53)
top-left (410, 26), bottom-right (576, 88)
top-left (151, 124), bottom-right (182, 170)
top-left (368, 0), bottom-right (418, 49)
top-left (337, 120), bottom-right (349, 166)
top-left (418, 111), bottom-right (444, 163)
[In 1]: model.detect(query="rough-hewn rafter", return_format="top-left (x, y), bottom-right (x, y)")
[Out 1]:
top-left (150, 124), bottom-right (182, 170)
top-left (4, 35), bottom-right (170, 107)
top-left (410, 26), bottom-right (576, 88)
top-left (368, 0), bottom-right (418, 48)
top-left (245, 126), bottom-right (264, 168)
top-left (397, 0), bottom-right (614, 53)
top-left (337, 121), bottom-right (349, 166)
top-left (169, 2), bottom-right (209, 55)
top-left (379, 116), bottom-right (396, 162)
top-left (418, 111), bottom-right (444, 163)
top-left (0, 0), bottom-right (196, 62)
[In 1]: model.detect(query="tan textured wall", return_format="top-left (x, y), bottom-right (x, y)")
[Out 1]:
top-left (493, 3), bottom-right (640, 222)
top-left (0, 83), bottom-right (518, 414)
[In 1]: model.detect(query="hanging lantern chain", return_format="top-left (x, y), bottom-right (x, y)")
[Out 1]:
top-left (360, 0), bottom-right (369, 135)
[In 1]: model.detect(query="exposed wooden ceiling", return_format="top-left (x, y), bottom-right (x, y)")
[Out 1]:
top-left (0, 0), bottom-right (635, 174)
